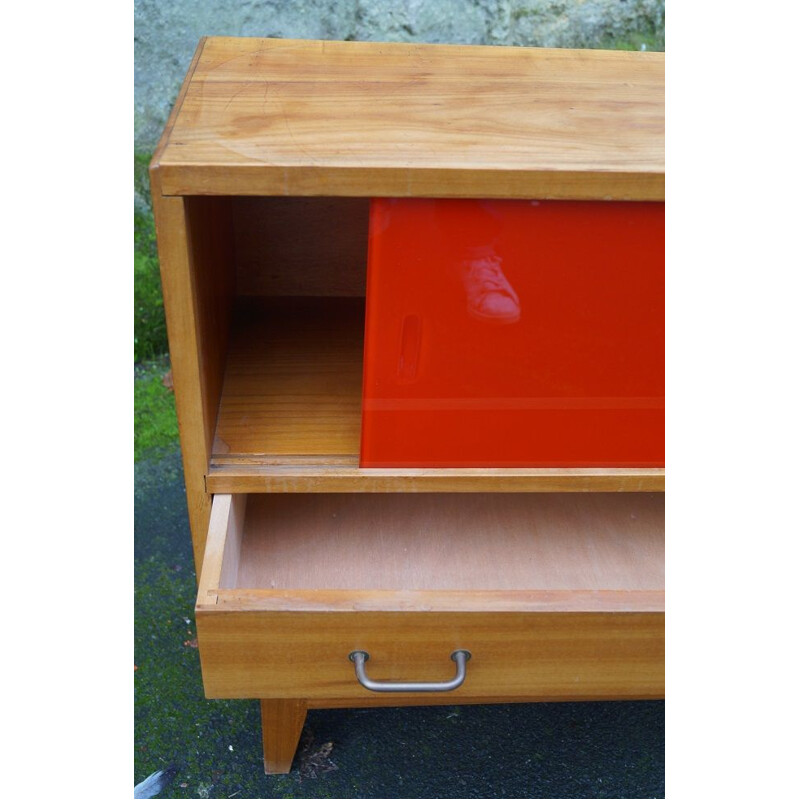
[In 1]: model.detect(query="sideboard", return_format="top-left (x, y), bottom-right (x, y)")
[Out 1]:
top-left (149, 36), bottom-right (665, 774)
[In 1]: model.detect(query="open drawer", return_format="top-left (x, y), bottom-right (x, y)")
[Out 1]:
top-left (196, 492), bottom-right (664, 702)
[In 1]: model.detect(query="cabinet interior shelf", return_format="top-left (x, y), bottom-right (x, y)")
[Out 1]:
top-left (208, 296), bottom-right (664, 494)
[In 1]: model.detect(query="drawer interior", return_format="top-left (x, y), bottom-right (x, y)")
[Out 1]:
top-left (199, 492), bottom-right (664, 613)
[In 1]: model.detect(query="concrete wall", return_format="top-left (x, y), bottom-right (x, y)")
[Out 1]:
top-left (135, 0), bottom-right (663, 156)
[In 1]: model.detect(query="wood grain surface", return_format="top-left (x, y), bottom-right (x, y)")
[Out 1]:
top-left (151, 37), bottom-right (666, 735)
top-left (197, 492), bottom-right (664, 701)
top-left (207, 462), bottom-right (665, 493)
top-left (231, 492), bottom-right (664, 593)
top-left (233, 197), bottom-right (369, 297)
top-left (196, 609), bottom-right (664, 700)
top-left (197, 491), bottom-right (663, 613)
top-left (150, 194), bottom-right (235, 571)
top-left (212, 297), bottom-right (364, 458)
top-left (260, 699), bottom-right (307, 774)
top-left (151, 37), bottom-right (664, 200)
top-left (150, 194), bottom-right (213, 571)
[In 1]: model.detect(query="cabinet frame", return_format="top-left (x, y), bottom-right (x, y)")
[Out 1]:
top-left (149, 36), bottom-right (665, 774)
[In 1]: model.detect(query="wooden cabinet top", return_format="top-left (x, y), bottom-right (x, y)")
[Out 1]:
top-left (151, 36), bottom-right (664, 200)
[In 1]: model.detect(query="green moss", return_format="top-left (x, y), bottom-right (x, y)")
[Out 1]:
top-left (133, 154), bottom-right (175, 457)
top-left (135, 151), bottom-right (154, 212)
top-left (134, 358), bottom-right (179, 460)
top-left (134, 245), bottom-right (169, 363)
top-left (599, 29), bottom-right (664, 51)
top-left (134, 556), bottom-right (267, 797)
top-left (135, 153), bottom-right (169, 363)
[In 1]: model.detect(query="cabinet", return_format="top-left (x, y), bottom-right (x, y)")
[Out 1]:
top-left (149, 36), bottom-right (664, 775)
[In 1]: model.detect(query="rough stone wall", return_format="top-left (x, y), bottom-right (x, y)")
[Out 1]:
top-left (135, 0), bottom-right (664, 154)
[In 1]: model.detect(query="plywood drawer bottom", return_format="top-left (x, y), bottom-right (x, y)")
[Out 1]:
top-left (196, 493), bottom-right (664, 702)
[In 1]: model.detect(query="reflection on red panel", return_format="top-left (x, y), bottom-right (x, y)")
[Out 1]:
top-left (360, 198), bottom-right (664, 467)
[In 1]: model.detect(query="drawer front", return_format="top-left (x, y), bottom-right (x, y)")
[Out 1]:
top-left (196, 493), bottom-right (664, 703)
top-left (196, 609), bottom-right (663, 701)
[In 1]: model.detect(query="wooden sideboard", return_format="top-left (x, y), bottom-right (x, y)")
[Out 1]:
top-left (150, 36), bottom-right (664, 774)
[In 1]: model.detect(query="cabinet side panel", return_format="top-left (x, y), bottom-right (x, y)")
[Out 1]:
top-left (151, 193), bottom-right (235, 574)
top-left (184, 196), bottom-right (236, 454)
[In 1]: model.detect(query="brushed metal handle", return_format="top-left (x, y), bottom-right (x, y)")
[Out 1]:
top-left (348, 650), bottom-right (471, 693)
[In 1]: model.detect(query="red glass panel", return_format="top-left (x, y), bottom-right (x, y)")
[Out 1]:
top-left (360, 198), bottom-right (664, 467)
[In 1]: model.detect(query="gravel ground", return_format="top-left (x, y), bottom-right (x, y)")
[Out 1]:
top-left (134, 447), bottom-right (664, 798)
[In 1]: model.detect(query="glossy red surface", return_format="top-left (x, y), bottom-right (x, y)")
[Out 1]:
top-left (360, 198), bottom-right (664, 467)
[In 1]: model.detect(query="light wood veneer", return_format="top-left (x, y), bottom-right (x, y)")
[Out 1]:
top-left (150, 36), bottom-right (665, 774)
top-left (156, 37), bottom-right (664, 200)
top-left (196, 493), bottom-right (663, 700)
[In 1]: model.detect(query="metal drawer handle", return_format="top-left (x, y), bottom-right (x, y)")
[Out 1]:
top-left (348, 650), bottom-right (471, 693)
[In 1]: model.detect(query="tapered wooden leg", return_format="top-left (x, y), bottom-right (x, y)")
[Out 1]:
top-left (260, 699), bottom-right (307, 774)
